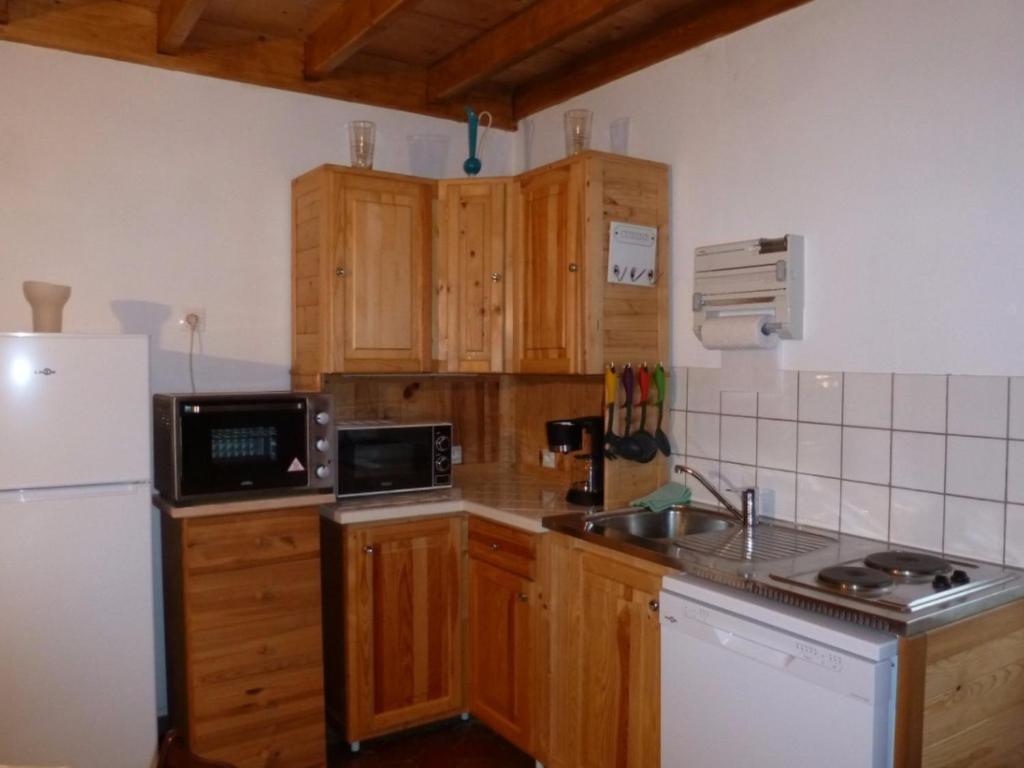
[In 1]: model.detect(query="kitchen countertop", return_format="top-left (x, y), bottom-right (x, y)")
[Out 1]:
top-left (155, 491), bottom-right (337, 519)
top-left (321, 465), bottom-right (586, 533)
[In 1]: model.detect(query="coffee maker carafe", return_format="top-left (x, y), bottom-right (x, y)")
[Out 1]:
top-left (545, 416), bottom-right (604, 506)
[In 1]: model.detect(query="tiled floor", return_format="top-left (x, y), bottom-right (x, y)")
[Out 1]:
top-left (327, 718), bottom-right (534, 767)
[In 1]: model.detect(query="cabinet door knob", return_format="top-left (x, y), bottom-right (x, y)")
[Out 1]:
top-left (489, 542), bottom-right (500, 551)
top-left (648, 599), bottom-right (659, 613)
top-left (568, 262), bottom-right (578, 273)
top-left (363, 545), bottom-right (374, 554)
top-left (335, 267), bottom-right (346, 278)
top-left (517, 592), bottom-right (528, 603)
top-left (491, 272), bottom-right (502, 282)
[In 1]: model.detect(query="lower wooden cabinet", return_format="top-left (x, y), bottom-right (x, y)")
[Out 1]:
top-left (467, 518), bottom-right (540, 755)
top-left (546, 533), bottom-right (668, 768)
top-left (322, 515), bottom-right (466, 744)
top-left (162, 506), bottom-right (326, 768)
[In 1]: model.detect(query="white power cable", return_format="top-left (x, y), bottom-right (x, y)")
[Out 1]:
top-left (184, 312), bottom-right (200, 393)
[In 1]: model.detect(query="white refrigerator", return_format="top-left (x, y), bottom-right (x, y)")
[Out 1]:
top-left (0, 333), bottom-right (157, 767)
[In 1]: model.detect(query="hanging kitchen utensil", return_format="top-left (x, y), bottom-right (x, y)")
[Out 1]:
top-left (653, 363), bottom-right (671, 456)
top-left (462, 107), bottom-right (492, 176)
top-left (604, 364), bottom-right (620, 459)
top-left (634, 363), bottom-right (659, 463)
top-left (617, 364), bottom-right (644, 461)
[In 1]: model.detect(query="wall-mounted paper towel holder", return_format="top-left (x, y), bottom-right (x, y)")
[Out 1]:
top-left (692, 234), bottom-right (804, 342)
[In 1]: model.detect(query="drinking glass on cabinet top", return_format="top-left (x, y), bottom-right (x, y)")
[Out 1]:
top-left (348, 120), bottom-right (376, 168)
top-left (564, 108), bottom-right (592, 156)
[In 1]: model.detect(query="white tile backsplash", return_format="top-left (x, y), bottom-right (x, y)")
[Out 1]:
top-left (670, 367), bottom-right (688, 411)
top-left (686, 412), bottom-right (719, 460)
top-left (719, 462), bottom-right (757, 509)
top-left (721, 416), bottom-right (756, 465)
top-left (798, 371), bottom-right (842, 423)
top-left (891, 432), bottom-right (945, 493)
top-left (796, 474), bottom-right (840, 529)
top-left (944, 496), bottom-right (1005, 563)
top-left (721, 390), bottom-right (757, 417)
top-left (1006, 504), bottom-right (1024, 567)
top-left (688, 367), bottom-right (721, 413)
top-left (757, 468), bottom-right (796, 522)
top-left (797, 423), bottom-right (841, 478)
top-left (682, 456), bottom-right (720, 507)
top-left (668, 410), bottom-right (686, 456)
top-left (890, 489), bottom-right (944, 551)
top-left (948, 375), bottom-right (1008, 437)
top-left (1010, 378), bottom-right (1024, 440)
top-left (840, 481), bottom-right (890, 540)
top-left (843, 373), bottom-right (892, 428)
top-left (842, 428), bottom-right (891, 485)
top-left (758, 370), bottom-right (798, 420)
top-left (680, 366), bottom-right (1019, 565)
top-left (893, 374), bottom-right (947, 433)
top-left (945, 436), bottom-right (1006, 501)
top-left (757, 419), bottom-right (797, 471)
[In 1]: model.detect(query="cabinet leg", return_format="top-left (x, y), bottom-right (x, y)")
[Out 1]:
top-left (350, 741), bottom-right (360, 753)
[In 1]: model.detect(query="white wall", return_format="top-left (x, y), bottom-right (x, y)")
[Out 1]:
top-left (519, 0), bottom-right (1024, 376)
top-left (0, 42), bottom-right (514, 394)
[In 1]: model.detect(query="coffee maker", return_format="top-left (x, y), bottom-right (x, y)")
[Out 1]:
top-left (545, 416), bottom-right (604, 506)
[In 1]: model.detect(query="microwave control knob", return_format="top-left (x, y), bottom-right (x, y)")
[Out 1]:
top-left (315, 464), bottom-right (330, 479)
top-left (435, 434), bottom-right (450, 451)
top-left (315, 438), bottom-right (330, 453)
top-left (315, 411), bottom-right (331, 426)
top-left (435, 455), bottom-right (451, 472)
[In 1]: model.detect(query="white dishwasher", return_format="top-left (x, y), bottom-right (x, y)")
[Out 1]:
top-left (660, 575), bottom-right (899, 768)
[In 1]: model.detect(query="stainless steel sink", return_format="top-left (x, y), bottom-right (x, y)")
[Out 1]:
top-left (585, 506), bottom-right (737, 540)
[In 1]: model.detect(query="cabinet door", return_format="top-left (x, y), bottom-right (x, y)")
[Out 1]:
top-left (468, 557), bottom-right (534, 752)
top-left (333, 175), bottom-right (432, 372)
top-left (439, 180), bottom-right (509, 372)
top-left (344, 517), bottom-right (465, 741)
top-left (576, 552), bottom-right (660, 768)
top-left (515, 164), bottom-right (581, 373)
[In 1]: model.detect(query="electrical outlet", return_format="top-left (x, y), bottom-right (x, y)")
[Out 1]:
top-left (451, 445), bottom-right (463, 465)
top-left (178, 307), bottom-right (206, 333)
top-left (540, 449), bottom-right (557, 469)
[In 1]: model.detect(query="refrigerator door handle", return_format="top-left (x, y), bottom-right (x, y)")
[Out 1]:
top-left (0, 482), bottom-right (148, 504)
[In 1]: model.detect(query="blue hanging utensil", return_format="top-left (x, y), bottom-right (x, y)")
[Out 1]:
top-left (463, 107), bottom-right (492, 176)
top-left (464, 107), bottom-right (482, 176)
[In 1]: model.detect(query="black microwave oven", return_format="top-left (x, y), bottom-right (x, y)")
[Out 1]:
top-left (335, 421), bottom-right (452, 498)
top-left (153, 392), bottom-right (334, 505)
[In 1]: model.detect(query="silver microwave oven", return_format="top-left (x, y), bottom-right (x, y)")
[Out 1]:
top-left (154, 392), bottom-right (334, 505)
top-left (335, 421), bottom-right (452, 498)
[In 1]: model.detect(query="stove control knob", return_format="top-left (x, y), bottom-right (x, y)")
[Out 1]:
top-left (435, 455), bottom-right (451, 472)
top-left (932, 574), bottom-right (952, 591)
top-left (315, 411), bottom-right (331, 426)
top-left (315, 464), bottom-right (330, 479)
top-left (315, 438), bottom-right (330, 453)
top-left (951, 569), bottom-right (970, 585)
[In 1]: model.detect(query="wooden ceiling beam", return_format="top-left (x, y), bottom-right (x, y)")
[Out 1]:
top-left (427, 0), bottom-right (641, 102)
top-left (0, 1), bottom-right (516, 127)
top-left (305, 0), bottom-right (419, 81)
top-left (513, 0), bottom-right (813, 118)
top-left (0, 0), bottom-right (9, 25)
top-left (157, 0), bottom-right (210, 54)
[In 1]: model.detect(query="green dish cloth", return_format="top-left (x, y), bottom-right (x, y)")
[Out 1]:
top-left (630, 482), bottom-right (693, 512)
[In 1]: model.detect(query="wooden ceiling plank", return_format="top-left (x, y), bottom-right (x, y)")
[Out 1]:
top-left (0, 0), bottom-right (9, 25)
top-left (305, 0), bottom-right (420, 80)
top-left (427, 0), bottom-right (643, 102)
top-left (514, 0), bottom-right (812, 118)
top-left (157, 0), bottom-right (211, 54)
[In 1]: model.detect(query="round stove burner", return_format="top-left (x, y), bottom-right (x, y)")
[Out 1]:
top-left (864, 550), bottom-right (951, 577)
top-left (818, 566), bottom-right (894, 593)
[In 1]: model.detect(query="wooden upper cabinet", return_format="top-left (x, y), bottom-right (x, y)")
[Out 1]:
top-left (342, 516), bottom-right (465, 742)
top-left (437, 179), bottom-right (513, 372)
top-left (291, 166), bottom-right (433, 388)
top-left (514, 163), bottom-right (581, 374)
top-left (512, 152), bottom-right (669, 375)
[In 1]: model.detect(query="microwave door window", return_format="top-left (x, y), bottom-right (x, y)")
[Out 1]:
top-left (178, 403), bottom-right (309, 496)
top-left (340, 428), bottom-right (433, 495)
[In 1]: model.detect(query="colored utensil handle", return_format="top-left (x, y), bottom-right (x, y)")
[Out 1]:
top-left (621, 365), bottom-right (634, 433)
top-left (654, 363), bottom-right (666, 405)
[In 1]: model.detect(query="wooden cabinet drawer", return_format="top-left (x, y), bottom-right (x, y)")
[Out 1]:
top-left (184, 509), bottom-right (320, 573)
top-left (187, 558), bottom-right (321, 633)
top-left (468, 517), bottom-right (537, 580)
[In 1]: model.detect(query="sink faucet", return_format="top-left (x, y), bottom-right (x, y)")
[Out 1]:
top-left (674, 464), bottom-right (760, 527)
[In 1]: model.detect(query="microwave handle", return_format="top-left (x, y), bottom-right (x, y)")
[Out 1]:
top-left (186, 402), bottom-right (305, 414)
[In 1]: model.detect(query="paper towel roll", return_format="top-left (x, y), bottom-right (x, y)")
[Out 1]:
top-left (700, 315), bottom-right (781, 393)
top-left (700, 315), bottom-right (779, 350)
